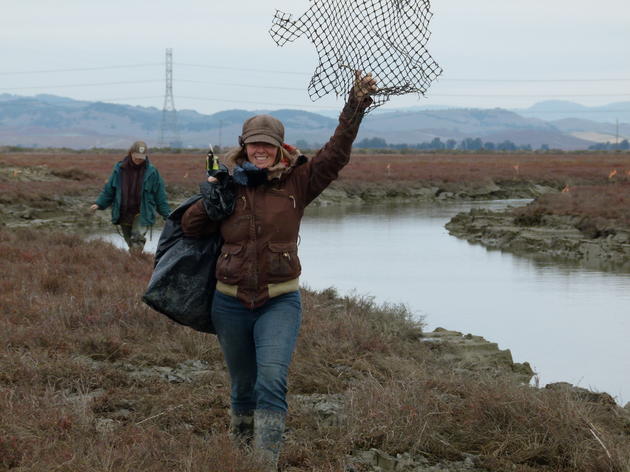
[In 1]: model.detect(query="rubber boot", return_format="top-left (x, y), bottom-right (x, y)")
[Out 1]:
top-left (229, 410), bottom-right (254, 446)
top-left (253, 409), bottom-right (286, 471)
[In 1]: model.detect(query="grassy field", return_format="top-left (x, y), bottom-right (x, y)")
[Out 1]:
top-left (2, 150), bottom-right (630, 470)
top-left (0, 151), bottom-right (630, 234)
top-left (514, 181), bottom-right (630, 231)
top-left (2, 151), bottom-right (629, 230)
top-left (2, 150), bottom-right (630, 197)
top-left (1, 228), bottom-right (629, 471)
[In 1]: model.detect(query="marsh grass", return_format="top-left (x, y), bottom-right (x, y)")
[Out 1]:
top-left (1, 228), bottom-right (629, 471)
top-left (514, 182), bottom-right (630, 230)
top-left (2, 151), bottom-right (630, 205)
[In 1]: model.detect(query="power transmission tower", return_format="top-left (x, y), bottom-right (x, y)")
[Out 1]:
top-left (159, 48), bottom-right (181, 148)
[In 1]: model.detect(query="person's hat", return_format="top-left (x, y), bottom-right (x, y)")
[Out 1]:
top-left (130, 141), bottom-right (148, 160)
top-left (239, 115), bottom-right (284, 148)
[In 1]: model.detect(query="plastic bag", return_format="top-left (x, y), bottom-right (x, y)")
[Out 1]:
top-left (143, 174), bottom-right (235, 333)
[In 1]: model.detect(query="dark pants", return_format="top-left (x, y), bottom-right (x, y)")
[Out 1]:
top-left (211, 290), bottom-right (302, 414)
top-left (119, 215), bottom-right (148, 252)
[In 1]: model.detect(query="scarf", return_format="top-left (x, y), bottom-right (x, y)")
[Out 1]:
top-left (120, 155), bottom-right (146, 224)
top-left (232, 161), bottom-right (269, 187)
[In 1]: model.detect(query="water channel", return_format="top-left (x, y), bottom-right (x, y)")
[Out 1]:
top-left (94, 199), bottom-right (630, 404)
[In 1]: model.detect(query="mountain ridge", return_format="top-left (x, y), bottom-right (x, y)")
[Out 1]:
top-left (0, 94), bottom-right (627, 150)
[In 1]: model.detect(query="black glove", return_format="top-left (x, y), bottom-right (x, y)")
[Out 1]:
top-left (199, 170), bottom-right (235, 222)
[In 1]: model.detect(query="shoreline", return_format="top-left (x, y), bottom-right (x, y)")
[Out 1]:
top-left (0, 179), bottom-right (554, 230)
top-left (445, 207), bottom-right (630, 272)
top-left (3, 176), bottom-right (628, 274)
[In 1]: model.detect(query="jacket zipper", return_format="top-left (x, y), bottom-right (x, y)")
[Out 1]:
top-left (249, 188), bottom-right (257, 309)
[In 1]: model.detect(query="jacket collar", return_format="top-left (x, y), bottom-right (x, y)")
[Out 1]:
top-left (227, 148), bottom-right (306, 183)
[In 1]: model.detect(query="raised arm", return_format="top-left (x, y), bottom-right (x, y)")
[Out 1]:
top-left (301, 72), bottom-right (378, 205)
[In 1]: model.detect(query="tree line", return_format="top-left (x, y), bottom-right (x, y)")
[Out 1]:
top-left (587, 139), bottom-right (630, 151)
top-left (352, 137), bottom-right (544, 152)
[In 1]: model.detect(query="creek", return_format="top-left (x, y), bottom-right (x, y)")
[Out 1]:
top-left (93, 199), bottom-right (630, 404)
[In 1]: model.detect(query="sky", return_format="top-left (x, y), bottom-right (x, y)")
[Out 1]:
top-left (2, 0), bottom-right (629, 115)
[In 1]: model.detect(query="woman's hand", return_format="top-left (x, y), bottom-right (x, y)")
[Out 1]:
top-left (352, 70), bottom-right (378, 99)
top-left (207, 176), bottom-right (218, 183)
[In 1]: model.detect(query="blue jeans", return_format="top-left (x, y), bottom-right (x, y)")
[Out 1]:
top-left (211, 290), bottom-right (302, 414)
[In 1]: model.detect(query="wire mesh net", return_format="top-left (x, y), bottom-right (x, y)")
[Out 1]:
top-left (270, 0), bottom-right (442, 111)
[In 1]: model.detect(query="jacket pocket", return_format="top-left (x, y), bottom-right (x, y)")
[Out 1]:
top-left (268, 190), bottom-right (298, 211)
top-left (216, 243), bottom-right (245, 284)
top-left (266, 242), bottom-right (300, 282)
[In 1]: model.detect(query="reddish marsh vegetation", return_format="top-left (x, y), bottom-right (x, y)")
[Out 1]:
top-left (3, 151), bottom-right (630, 231)
top-left (514, 181), bottom-right (630, 232)
top-left (2, 151), bottom-right (630, 231)
top-left (2, 151), bottom-right (630, 197)
top-left (342, 152), bottom-right (630, 184)
top-left (1, 228), bottom-right (629, 471)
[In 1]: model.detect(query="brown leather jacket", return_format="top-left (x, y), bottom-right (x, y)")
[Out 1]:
top-left (182, 95), bottom-right (371, 308)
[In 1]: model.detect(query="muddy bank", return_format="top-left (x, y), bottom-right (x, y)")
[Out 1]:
top-left (446, 208), bottom-right (630, 272)
top-left (0, 178), bottom-right (558, 230)
top-left (317, 179), bottom-right (559, 206)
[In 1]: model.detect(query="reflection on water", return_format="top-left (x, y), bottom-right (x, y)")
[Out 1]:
top-left (92, 199), bottom-right (630, 404)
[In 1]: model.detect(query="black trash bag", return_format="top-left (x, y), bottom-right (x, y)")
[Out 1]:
top-left (143, 174), bottom-right (235, 333)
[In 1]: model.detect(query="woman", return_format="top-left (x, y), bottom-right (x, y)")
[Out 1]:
top-left (181, 72), bottom-right (377, 469)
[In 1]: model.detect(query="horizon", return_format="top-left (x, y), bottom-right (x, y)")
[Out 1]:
top-left (3, 91), bottom-right (630, 120)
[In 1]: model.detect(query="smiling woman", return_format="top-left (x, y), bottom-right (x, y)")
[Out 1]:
top-left (177, 71), bottom-right (378, 470)
top-left (241, 114), bottom-right (286, 170)
top-left (246, 142), bottom-right (279, 169)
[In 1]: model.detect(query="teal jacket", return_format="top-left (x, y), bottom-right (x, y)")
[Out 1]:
top-left (95, 158), bottom-right (171, 226)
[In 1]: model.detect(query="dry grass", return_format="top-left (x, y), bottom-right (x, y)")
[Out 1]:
top-left (3, 152), bottom-right (630, 233)
top-left (514, 181), bottom-right (630, 231)
top-left (342, 376), bottom-right (629, 471)
top-left (2, 151), bottom-right (630, 201)
top-left (1, 228), bottom-right (629, 471)
top-left (340, 152), bottom-right (630, 185)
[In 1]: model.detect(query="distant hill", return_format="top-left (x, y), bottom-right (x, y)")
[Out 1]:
top-left (0, 94), bottom-right (627, 150)
top-left (513, 100), bottom-right (630, 123)
top-left (358, 108), bottom-right (593, 149)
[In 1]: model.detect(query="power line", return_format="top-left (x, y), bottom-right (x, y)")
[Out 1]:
top-left (429, 93), bottom-right (630, 98)
top-left (0, 63), bottom-right (162, 76)
top-left (0, 80), bottom-right (161, 91)
top-left (4, 78), bottom-right (628, 99)
top-left (175, 63), bottom-right (630, 83)
top-left (440, 77), bottom-right (630, 83)
top-left (97, 96), bottom-right (164, 102)
top-left (176, 95), bottom-right (336, 110)
top-left (0, 62), bottom-right (630, 83)
top-left (175, 62), bottom-right (309, 76)
top-left (178, 79), bottom-right (303, 91)
top-left (1, 60), bottom-right (629, 84)
top-left (516, 109), bottom-right (630, 114)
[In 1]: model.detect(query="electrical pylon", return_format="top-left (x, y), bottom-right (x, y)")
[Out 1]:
top-left (158, 48), bottom-right (181, 148)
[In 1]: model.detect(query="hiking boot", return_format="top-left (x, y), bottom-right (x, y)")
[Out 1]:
top-left (253, 409), bottom-right (286, 471)
top-left (229, 410), bottom-right (254, 446)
